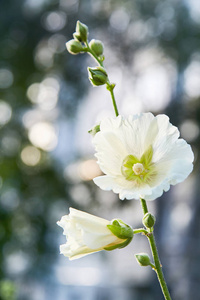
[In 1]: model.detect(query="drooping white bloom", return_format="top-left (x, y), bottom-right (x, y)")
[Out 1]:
top-left (93, 113), bottom-right (194, 201)
top-left (57, 208), bottom-right (133, 260)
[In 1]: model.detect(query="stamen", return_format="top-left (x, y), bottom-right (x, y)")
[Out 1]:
top-left (132, 163), bottom-right (144, 175)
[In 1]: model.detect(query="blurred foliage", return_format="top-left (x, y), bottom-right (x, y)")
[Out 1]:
top-left (0, 0), bottom-right (200, 299)
top-left (0, 280), bottom-right (16, 300)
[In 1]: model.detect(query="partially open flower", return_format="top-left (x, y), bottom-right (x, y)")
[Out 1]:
top-left (93, 113), bottom-right (194, 201)
top-left (57, 208), bottom-right (133, 260)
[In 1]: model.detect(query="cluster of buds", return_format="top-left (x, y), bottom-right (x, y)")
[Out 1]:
top-left (66, 21), bottom-right (88, 54)
top-left (66, 21), bottom-right (108, 87)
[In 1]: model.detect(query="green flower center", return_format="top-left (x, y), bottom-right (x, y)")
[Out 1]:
top-left (121, 145), bottom-right (156, 185)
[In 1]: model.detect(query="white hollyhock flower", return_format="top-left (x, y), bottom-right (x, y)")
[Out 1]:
top-left (93, 113), bottom-right (194, 201)
top-left (57, 208), bottom-right (133, 260)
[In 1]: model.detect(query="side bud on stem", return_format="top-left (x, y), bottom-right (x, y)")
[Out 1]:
top-left (66, 39), bottom-right (84, 55)
top-left (73, 20), bottom-right (88, 43)
top-left (135, 253), bottom-right (151, 266)
top-left (89, 39), bottom-right (104, 57)
top-left (142, 212), bottom-right (156, 229)
top-left (88, 66), bottom-right (108, 86)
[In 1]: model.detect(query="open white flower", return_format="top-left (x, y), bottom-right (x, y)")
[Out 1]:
top-left (93, 113), bottom-right (194, 201)
top-left (57, 208), bottom-right (133, 260)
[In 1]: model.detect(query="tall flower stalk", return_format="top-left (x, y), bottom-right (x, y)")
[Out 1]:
top-left (60, 21), bottom-right (194, 300)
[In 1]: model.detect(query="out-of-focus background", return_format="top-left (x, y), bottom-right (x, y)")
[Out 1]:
top-left (0, 0), bottom-right (200, 299)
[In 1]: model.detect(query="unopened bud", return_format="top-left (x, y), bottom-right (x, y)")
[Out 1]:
top-left (75, 21), bottom-right (88, 43)
top-left (89, 39), bottom-right (104, 57)
top-left (88, 66), bottom-right (108, 86)
top-left (88, 124), bottom-right (100, 136)
top-left (142, 213), bottom-right (156, 229)
top-left (73, 32), bottom-right (82, 42)
top-left (135, 253), bottom-right (151, 266)
top-left (66, 39), bottom-right (84, 55)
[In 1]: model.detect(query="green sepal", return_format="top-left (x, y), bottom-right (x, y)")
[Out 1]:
top-left (104, 237), bottom-right (132, 251)
top-left (107, 219), bottom-right (134, 239)
top-left (88, 124), bottom-right (100, 136)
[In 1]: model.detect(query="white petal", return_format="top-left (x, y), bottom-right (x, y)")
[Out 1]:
top-left (60, 243), bottom-right (101, 260)
top-left (152, 114), bottom-right (180, 163)
top-left (99, 115), bottom-right (123, 131)
top-left (69, 208), bottom-right (120, 249)
top-left (70, 208), bottom-right (109, 233)
top-left (117, 113), bottom-right (155, 158)
top-left (82, 230), bottom-right (120, 249)
top-left (93, 132), bottom-right (127, 176)
top-left (94, 175), bottom-right (153, 200)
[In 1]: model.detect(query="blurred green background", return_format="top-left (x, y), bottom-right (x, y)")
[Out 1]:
top-left (0, 0), bottom-right (200, 299)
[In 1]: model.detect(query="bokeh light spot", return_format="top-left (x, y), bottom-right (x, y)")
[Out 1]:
top-left (27, 77), bottom-right (60, 110)
top-left (21, 145), bottom-right (41, 166)
top-left (42, 11), bottom-right (67, 32)
top-left (78, 159), bottom-right (102, 181)
top-left (0, 101), bottom-right (12, 125)
top-left (180, 120), bottom-right (199, 142)
top-left (28, 121), bottom-right (57, 151)
top-left (110, 9), bottom-right (130, 32)
top-left (184, 59), bottom-right (200, 98)
top-left (0, 69), bottom-right (13, 89)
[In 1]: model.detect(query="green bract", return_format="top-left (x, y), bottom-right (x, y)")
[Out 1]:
top-left (104, 219), bottom-right (133, 251)
top-left (121, 145), bottom-right (156, 185)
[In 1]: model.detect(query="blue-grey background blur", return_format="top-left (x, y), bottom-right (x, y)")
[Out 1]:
top-left (0, 0), bottom-right (200, 299)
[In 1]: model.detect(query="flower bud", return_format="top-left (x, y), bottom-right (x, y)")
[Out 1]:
top-left (88, 66), bottom-right (108, 86)
top-left (88, 124), bottom-right (100, 136)
top-left (73, 32), bottom-right (82, 42)
top-left (142, 212), bottom-right (156, 229)
top-left (135, 253), bottom-right (151, 266)
top-left (75, 20), bottom-right (88, 43)
top-left (66, 39), bottom-right (84, 55)
top-left (89, 39), bottom-right (104, 57)
top-left (57, 208), bottom-right (133, 260)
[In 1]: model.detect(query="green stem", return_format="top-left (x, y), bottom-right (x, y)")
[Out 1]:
top-left (140, 198), bottom-right (148, 214)
top-left (85, 41), bottom-right (119, 117)
top-left (133, 228), bottom-right (148, 235)
top-left (106, 83), bottom-right (119, 117)
top-left (140, 199), bottom-right (172, 300)
top-left (85, 41), bottom-right (104, 67)
top-left (148, 233), bottom-right (171, 300)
